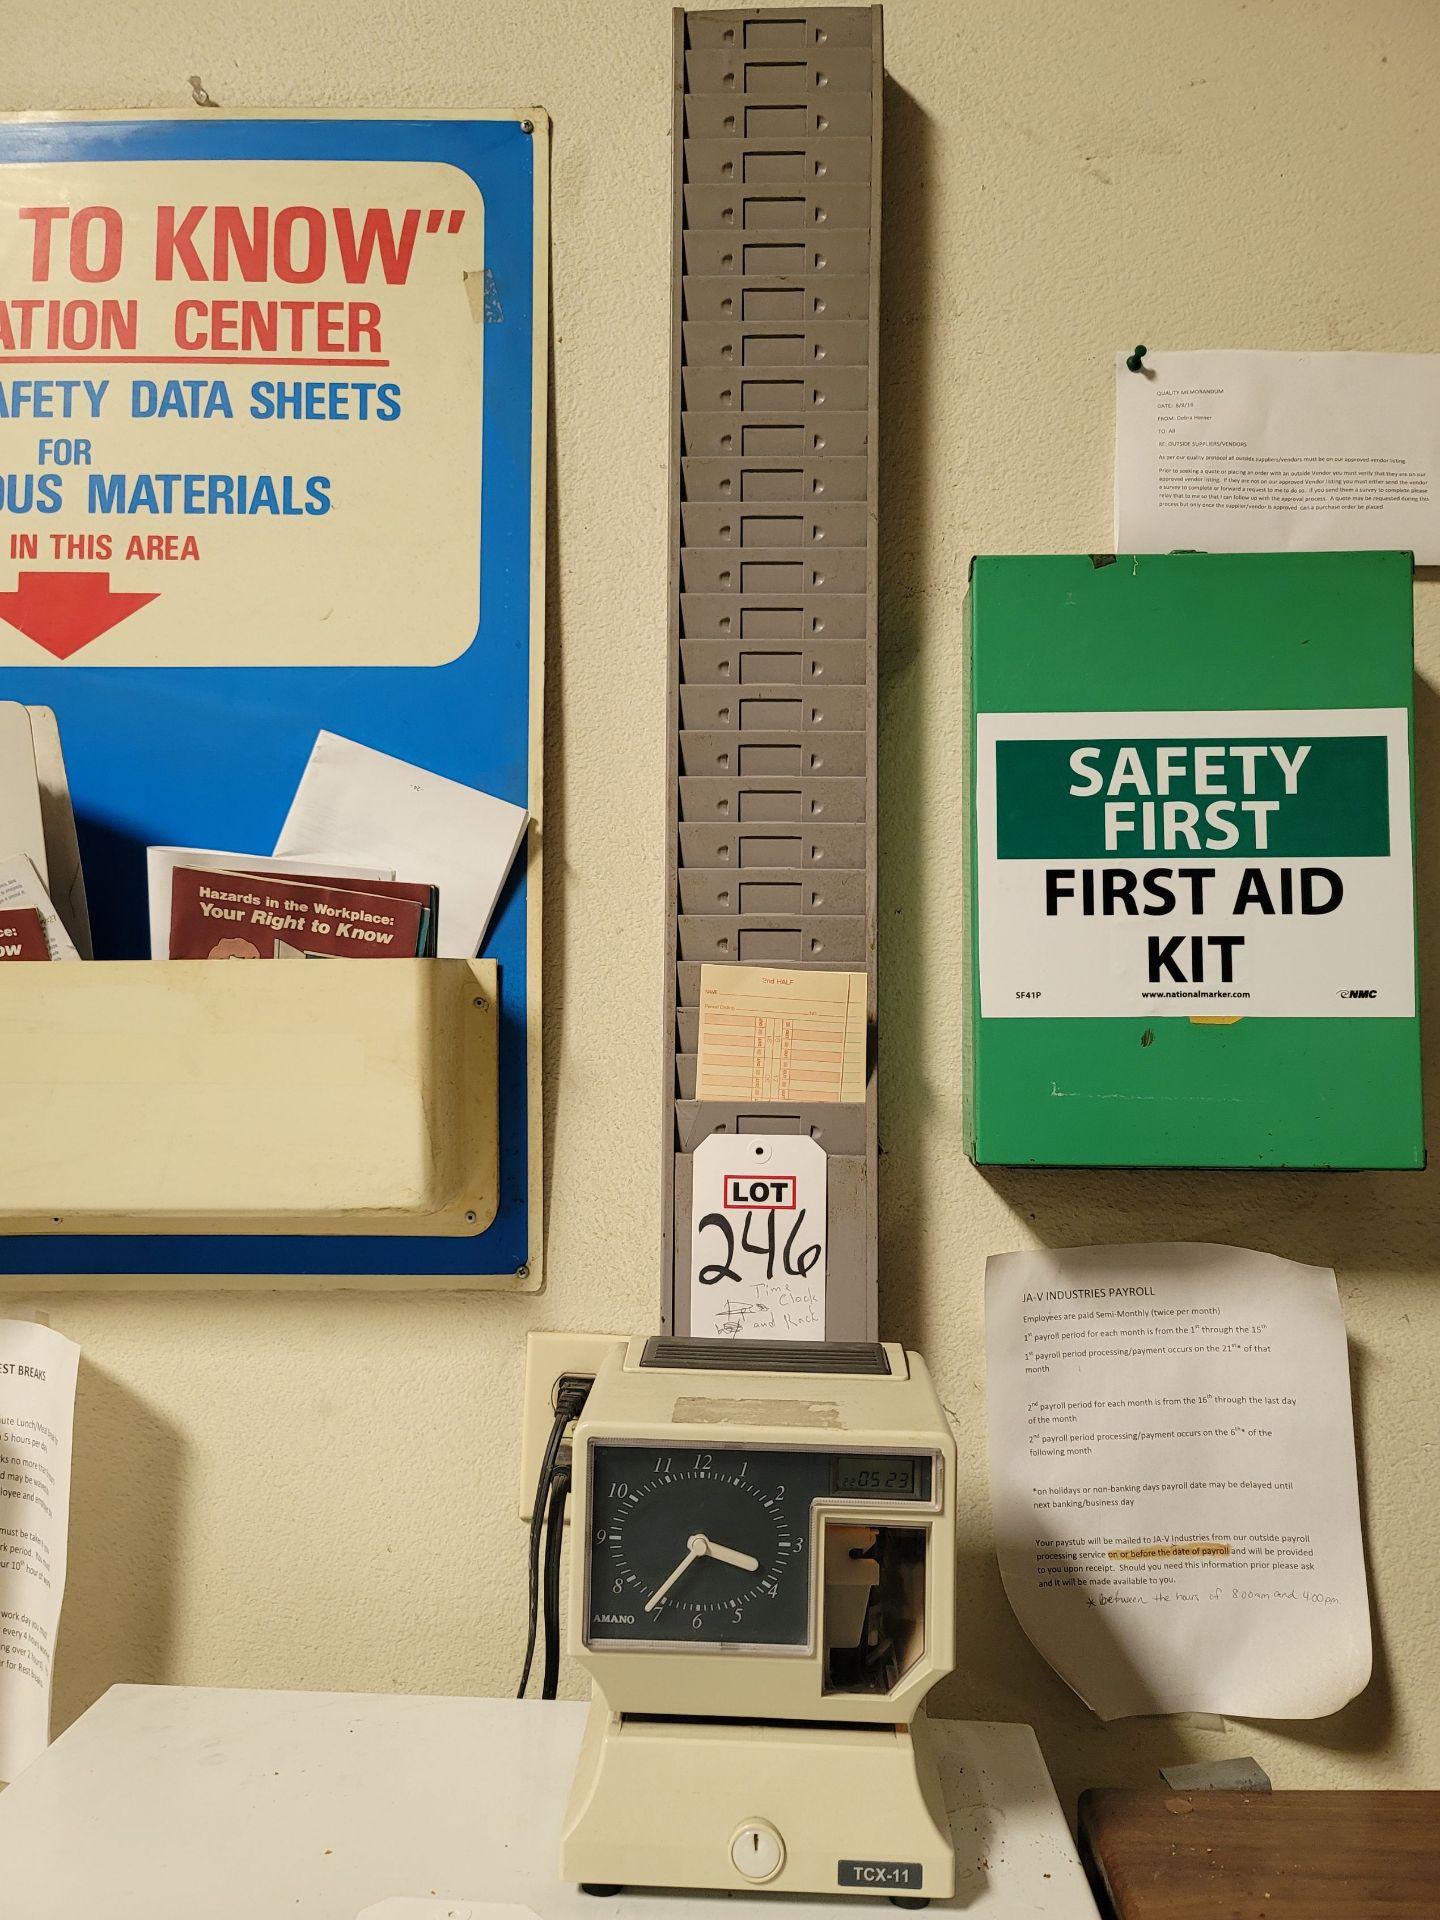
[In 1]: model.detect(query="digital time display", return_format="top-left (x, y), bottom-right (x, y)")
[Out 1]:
top-left (835, 1456), bottom-right (922, 1496)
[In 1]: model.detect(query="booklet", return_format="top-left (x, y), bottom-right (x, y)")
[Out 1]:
top-left (233, 869), bottom-right (439, 958)
top-left (147, 847), bottom-right (394, 958)
top-left (169, 866), bottom-right (427, 960)
top-left (0, 905), bottom-right (50, 961)
top-left (0, 854), bottom-right (81, 960)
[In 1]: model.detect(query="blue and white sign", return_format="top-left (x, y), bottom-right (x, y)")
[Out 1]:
top-left (0, 111), bottom-right (547, 1282)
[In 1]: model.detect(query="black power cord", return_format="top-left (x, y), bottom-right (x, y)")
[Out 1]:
top-left (517, 1374), bottom-right (591, 1699)
top-left (540, 1464), bottom-right (571, 1699)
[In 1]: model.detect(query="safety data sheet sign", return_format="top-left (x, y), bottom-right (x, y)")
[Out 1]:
top-left (0, 145), bottom-right (491, 664)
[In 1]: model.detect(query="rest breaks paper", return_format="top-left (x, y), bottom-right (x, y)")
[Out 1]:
top-left (1115, 349), bottom-right (1440, 562)
top-left (985, 1243), bottom-right (1370, 1721)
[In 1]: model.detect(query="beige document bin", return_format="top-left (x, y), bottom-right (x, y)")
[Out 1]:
top-left (0, 958), bottom-right (498, 1237)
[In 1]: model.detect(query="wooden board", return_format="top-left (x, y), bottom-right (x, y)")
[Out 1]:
top-left (1080, 1787), bottom-right (1440, 1919)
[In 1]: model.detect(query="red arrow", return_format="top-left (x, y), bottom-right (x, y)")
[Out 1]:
top-left (0, 571), bottom-right (159, 661)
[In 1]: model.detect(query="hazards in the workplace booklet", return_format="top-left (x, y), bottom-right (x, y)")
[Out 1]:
top-left (168, 867), bottom-right (430, 960)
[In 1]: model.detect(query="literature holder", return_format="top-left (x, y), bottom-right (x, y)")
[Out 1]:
top-left (0, 959), bottom-right (498, 1238)
top-left (0, 111), bottom-right (547, 1286)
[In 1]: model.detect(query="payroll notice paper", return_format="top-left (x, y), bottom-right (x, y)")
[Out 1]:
top-left (0, 1319), bottom-right (80, 1782)
top-left (1115, 349), bottom-right (1440, 562)
top-left (985, 1244), bottom-right (1370, 1720)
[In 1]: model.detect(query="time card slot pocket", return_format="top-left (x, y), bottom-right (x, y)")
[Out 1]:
top-left (677, 639), bottom-right (867, 685)
top-left (677, 822), bottom-right (866, 870)
top-left (674, 1103), bottom-right (869, 1156)
top-left (682, 91), bottom-right (875, 142)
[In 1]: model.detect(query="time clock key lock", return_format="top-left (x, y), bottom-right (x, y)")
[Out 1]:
top-left (558, 1337), bottom-right (958, 1903)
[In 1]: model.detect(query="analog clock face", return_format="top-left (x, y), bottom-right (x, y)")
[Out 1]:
top-left (585, 1444), bottom-right (833, 1648)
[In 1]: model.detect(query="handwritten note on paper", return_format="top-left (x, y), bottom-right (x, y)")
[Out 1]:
top-left (985, 1243), bottom-right (1370, 1721)
top-left (695, 965), bottom-right (867, 1105)
top-left (690, 1133), bottom-right (827, 1341)
top-left (0, 1318), bottom-right (80, 1783)
top-left (1116, 349), bottom-right (1440, 561)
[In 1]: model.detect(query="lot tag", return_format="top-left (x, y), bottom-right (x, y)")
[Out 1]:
top-left (689, 1133), bottom-right (827, 1342)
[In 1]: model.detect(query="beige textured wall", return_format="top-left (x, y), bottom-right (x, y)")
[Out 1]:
top-left (5, 0), bottom-right (1440, 1815)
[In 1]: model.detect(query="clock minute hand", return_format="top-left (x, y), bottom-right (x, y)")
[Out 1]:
top-left (706, 1539), bottom-right (760, 1573)
top-left (644, 1538), bottom-right (703, 1614)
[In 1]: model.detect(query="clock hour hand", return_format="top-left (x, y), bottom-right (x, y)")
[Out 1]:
top-left (705, 1539), bottom-right (760, 1573)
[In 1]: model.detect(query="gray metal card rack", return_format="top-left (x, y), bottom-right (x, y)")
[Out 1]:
top-left (661, 7), bottom-right (882, 1339)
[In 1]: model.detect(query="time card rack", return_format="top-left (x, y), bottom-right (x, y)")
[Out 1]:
top-left (661, 8), bottom-right (883, 1338)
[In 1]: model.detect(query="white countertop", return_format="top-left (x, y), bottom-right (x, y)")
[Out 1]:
top-left (0, 1686), bottom-right (1096, 1917)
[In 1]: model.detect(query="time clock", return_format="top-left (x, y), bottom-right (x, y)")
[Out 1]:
top-left (560, 1338), bottom-right (957, 1904)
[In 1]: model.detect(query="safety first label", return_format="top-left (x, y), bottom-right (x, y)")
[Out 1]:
top-left (975, 707), bottom-right (1415, 1019)
top-left (0, 159), bottom-right (485, 666)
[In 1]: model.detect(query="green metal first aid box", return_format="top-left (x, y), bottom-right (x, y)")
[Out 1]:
top-left (965, 551), bottom-right (1421, 1169)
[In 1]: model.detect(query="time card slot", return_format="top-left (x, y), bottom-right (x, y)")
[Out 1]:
top-left (677, 822), bottom-right (867, 871)
top-left (677, 914), bottom-right (866, 965)
top-left (678, 684), bottom-right (864, 731)
top-left (677, 954), bottom-right (874, 1005)
top-left (683, 183), bottom-right (872, 233)
top-left (683, 91), bottom-right (875, 143)
top-left (681, 687), bottom-right (802, 728)
top-left (682, 320), bottom-right (870, 366)
top-left (683, 46), bottom-right (874, 96)
top-left (681, 500), bottom-right (869, 549)
top-left (681, 729), bottom-right (795, 775)
top-left (685, 13), bottom-right (874, 51)
top-left (682, 455), bottom-right (869, 501)
top-left (679, 730), bottom-right (866, 779)
top-left (677, 867), bottom-right (866, 919)
top-left (682, 365), bottom-right (870, 414)
top-left (679, 775), bottom-right (866, 826)
top-left (676, 1042), bottom-right (885, 1099)
top-left (680, 549), bottom-right (868, 596)
top-left (682, 274), bottom-right (872, 324)
top-left (680, 592), bottom-right (868, 640)
top-left (681, 411), bottom-right (870, 459)
top-left (682, 136), bottom-right (873, 188)
top-left (677, 639), bottom-right (867, 685)
top-left (681, 230), bottom-right (872, 278)
top-left (674, 1102), bottom-right (869, 1156)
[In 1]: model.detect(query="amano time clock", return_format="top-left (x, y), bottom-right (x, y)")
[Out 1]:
top-left (560, 1337), bottom-right (957, 1903)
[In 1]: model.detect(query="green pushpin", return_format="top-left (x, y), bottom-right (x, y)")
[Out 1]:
top-left (1126, 344), bottom-right (1148, 372)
